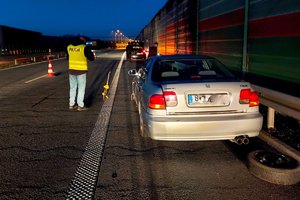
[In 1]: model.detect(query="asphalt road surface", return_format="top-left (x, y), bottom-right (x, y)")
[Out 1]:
top-left (0, 50), bottom-right (299, 200)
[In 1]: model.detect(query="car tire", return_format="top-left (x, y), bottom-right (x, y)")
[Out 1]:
top-left (247, 150), bottom-right (300, 185)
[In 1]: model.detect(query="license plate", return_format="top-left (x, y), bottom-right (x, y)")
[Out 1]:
top-left (188, 94), bottom-right (212, 104)
top-left (187, 93), bottom-right (230, 107)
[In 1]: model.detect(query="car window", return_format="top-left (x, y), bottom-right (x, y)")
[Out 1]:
top-left (151, 59), bottom-right (236, 82)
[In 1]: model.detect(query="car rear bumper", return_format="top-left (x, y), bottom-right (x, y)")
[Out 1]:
top-left (131, 55), bottom-right (146, 61)
top-left (142, 112), bottom-right (263, 141)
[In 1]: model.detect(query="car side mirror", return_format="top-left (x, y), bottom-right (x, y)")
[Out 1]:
top-left (128, 69), bottom-right (138, 76)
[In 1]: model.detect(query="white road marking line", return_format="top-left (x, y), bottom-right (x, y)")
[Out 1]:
top-left (66, 52), bottom-right (126, 200)
top-left (25, 74), bottom-right (48, 83)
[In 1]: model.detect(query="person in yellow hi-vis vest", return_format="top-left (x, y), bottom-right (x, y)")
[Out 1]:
top-left (67, 36), bottom-right (94, 111)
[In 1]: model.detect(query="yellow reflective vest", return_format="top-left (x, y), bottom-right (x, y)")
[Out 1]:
top-left (67, 44), bottom-right (88, 71)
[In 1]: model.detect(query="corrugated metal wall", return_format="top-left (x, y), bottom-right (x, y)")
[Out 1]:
top-left (137, 0), bottom-right (300, 96)
top-left (140, 0), bottom-right (196, 55)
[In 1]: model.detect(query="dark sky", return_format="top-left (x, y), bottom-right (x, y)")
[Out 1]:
top-left (0, 0), bottom-right (168, 40)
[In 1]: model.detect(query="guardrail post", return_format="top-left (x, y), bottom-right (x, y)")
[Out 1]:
top-left (14, 59), bottom-right (17, 65)
top-left (267, 107), bottom-right (275, 129)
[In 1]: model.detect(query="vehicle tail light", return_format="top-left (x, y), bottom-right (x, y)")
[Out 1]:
top-left (249, 92), bottom-right (259, 107)
top-left (239, 89), bottom-right (251, 104)
top-left (149, 94), bottom-right (165, 109)
top-left (149, 91), bottom-right (178, 109)
top-left (163, 91), bottom-right (178, 107)
top-left (239, 89), bottom-right (259, 107)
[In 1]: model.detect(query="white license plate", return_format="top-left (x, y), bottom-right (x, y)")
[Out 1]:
top-left (188, 94), bottom-right (212, 105)
top-left (187, 93), bottom-right (230, 107)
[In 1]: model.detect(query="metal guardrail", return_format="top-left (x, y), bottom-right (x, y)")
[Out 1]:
top-left (252, 84), bottom-right (300, 128)
top-left (0, 52), bottom-right (67, 68)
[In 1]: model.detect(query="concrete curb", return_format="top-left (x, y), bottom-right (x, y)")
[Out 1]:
top-left (258, 131), bottom-right (300, 162)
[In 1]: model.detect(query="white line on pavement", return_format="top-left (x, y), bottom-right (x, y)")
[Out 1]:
top-left (25, 74), bottom-right (48, 83)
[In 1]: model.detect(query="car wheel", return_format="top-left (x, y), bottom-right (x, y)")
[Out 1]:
top-left (247, 150), bottom-right (300, 185)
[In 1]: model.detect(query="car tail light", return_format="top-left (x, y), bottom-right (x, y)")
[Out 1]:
top-left (149, 94), bottom-right (165, 109)
top-left (149, 91), bottom-right (178, 109)
top-left (249, 92), bottom-right (259, 107)
top-left (163, 91), bottom-right (178, 107)
top-left (239, 89), bottom-right (259, 107)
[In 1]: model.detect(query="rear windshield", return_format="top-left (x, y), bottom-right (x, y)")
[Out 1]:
top-left (130, 42), bottom-right (144, 47)
top-left (151, 59), bottom-right (236, 82)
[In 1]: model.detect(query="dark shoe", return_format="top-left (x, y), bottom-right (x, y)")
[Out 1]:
top-left (77, 106), bottom-right (88, 111)
top-left (69, 105), bottom-right (78, 110)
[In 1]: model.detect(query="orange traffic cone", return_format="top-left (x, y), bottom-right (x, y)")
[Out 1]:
top-left (47, 59), bottom-right (55, 76)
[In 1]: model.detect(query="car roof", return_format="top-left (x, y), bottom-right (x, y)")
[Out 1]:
top-left (151, 54), bottom-right (216, 61)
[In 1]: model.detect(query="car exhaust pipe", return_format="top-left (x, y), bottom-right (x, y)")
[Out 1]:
top-left (242, 136), bottom-right (250, 145)
top-left (231, 135), bottom-right (249, 145)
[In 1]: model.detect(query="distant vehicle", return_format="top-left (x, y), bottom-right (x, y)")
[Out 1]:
top-left (128, 54), bottom-right (263, 143)
top-left (127, 41), bottom-right (146, 62)
top-left (126, 43), bottom-right (132, 60)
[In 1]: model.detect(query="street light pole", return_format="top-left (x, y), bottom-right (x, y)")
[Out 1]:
top-left (112, 29), bottom-right (130, 44)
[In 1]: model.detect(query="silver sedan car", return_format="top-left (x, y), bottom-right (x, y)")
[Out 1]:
top-left (128, 55), bottom-right (263, 144)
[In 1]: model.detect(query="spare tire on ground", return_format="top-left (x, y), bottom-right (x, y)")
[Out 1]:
top-left (247, 150), bottom-right (300, 185)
